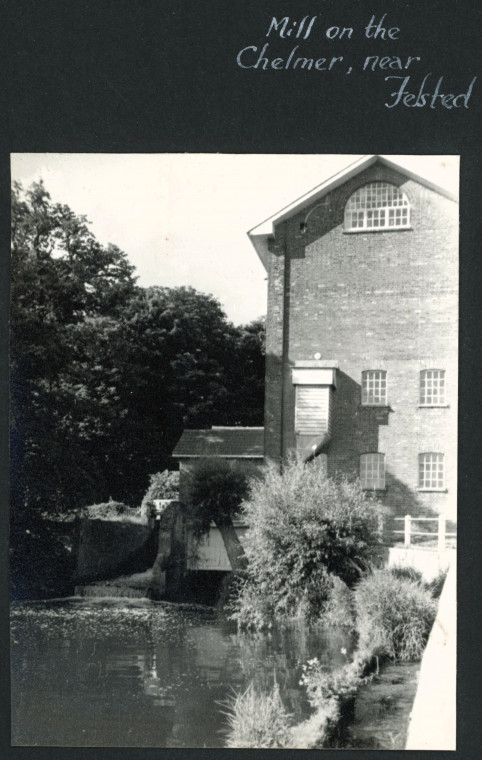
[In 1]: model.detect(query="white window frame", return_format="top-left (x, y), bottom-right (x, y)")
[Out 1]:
top-left (344, 182), bottom-right (411, 232)
top-left (360, 453), bottom-right (386, 490)
top-left (418, 452), bottom-right (445, 491)
top-left (361, 370), bottom-right (387, 406)
top-left (419, 369), bottom-right (446, 406)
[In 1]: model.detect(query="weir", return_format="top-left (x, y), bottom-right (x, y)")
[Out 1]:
top-left (73, 497), bottom-right (248, 602)
top-left (75, 584), bottom-right (149, 599)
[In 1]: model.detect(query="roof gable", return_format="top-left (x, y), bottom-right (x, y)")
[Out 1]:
top-left (248, 155), bottom-right (459, 269)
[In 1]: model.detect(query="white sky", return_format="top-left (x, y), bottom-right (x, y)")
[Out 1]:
top-left (11, 154), bottom-right (459, 325)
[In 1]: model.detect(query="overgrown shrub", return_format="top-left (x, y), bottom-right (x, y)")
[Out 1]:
top-left (229, 579), bottom-right (276, 630)
top-left (234, 457), bottom-right (383, 626)
top-left (353, 568), bottom-right (436, 661)
top-left (322, 575), bottom-right (356, 630)
top-left (141, 470), bottom-right (179, 517)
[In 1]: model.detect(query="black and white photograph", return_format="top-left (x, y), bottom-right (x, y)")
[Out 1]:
top-left (9, 153), bottom-right (457, 749)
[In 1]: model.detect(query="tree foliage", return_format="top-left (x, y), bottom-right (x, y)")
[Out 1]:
top-left (234, 457), bottom-right (383, 626)
top-left (141, 470), bottom-right (180, 517)
top-left (10, 181), bottom-right (266, 521)
top-left (11, 182), bottom-right (137, 517)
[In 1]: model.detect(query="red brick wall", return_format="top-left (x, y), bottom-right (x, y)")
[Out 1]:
top-left (264, 162), bottom-right (458, 524)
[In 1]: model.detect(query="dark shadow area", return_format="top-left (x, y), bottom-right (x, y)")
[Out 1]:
top-left (9, 516), bottom-right (79, 599)
top-left (328, 370), bottom-right (391, 476)
top-left (74, 518), bottom-right (157, 585)
top-left (179, 570), bottom-right (230, 605)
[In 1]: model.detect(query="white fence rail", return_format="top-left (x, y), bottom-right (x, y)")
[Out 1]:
top-left (393, 515), bottom-right (457, 550)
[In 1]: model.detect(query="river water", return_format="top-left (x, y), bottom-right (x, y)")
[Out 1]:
top-left (11, 597), bottom-right (352, 747)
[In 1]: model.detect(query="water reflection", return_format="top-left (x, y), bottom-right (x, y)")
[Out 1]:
top-left (11, 598), bottom-right (353, 747)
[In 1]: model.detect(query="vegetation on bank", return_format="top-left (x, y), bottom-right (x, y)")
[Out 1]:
top-left (81, 499), bottom-right (143, 522)
top-left (220, 458), bottom-right (442, 748)
top-left (225, 567), bottom-right (441, 748)
top-left (354, 568), bottom-right (437, 662)
top-left (232, 457), bottom-right (383, 628)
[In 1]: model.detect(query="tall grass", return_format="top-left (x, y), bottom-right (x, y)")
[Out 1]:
top-left (354, 568), bottom-right (437, 661)
top-left (223, 680), bottom-right (339, 749)
top-left (222, 682), bottom-right (292, 748)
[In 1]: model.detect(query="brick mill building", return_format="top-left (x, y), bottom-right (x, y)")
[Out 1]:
top-left (248, 154), bottom-right (458, 527)
top-left (174, 154), bottom-right (458, 552)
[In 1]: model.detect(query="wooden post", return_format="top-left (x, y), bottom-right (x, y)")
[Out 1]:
top-left (404, 514), bottom-right (411, 547)
top-left (438, 514), bottom-right (446, 552)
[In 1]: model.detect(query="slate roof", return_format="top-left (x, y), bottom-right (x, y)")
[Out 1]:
top-left (172, 426), bottom-right (264, 459)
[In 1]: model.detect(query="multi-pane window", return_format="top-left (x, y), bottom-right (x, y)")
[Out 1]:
top-left (418, 453), bottom-right (444, 489)
top-left (420, 369), bottom-right (445, 406)
top-left (360, 453), bottom-right (385, 490)
top-left (362, 370), bottom-right (387, 405)
top-left (345, 182), bottom-right (410, 231)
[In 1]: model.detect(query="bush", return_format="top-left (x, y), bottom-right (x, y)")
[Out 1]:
top-left (322, 575), bottom-right (356, 630)
top-left (82, 499), bottom-right (131, 520)
top-left (185, 458), bottom-right (249, 535)
top-left (300, 656), bottom-right (364, 709)
top-left (234, 457), bottom-right (383, 626)
top-left (229, 579), bottom-right (276, 630)
top-left (141, 470), bottom-right (179, 517)
top-left (353, 568), bottom-right (436, 661)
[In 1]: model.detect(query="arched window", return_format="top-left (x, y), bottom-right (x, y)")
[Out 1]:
top-left (360, 453), bottom-right (385, 490)
top-left (345, 182), bottom-right (410, 231)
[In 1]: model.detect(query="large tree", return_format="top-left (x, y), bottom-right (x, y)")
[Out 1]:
top-left (107, 285), bottom-right (249, 504)
top-left (11, 182), bottom-right (137, 517)
top-left (11, 181), bottom-right (266, 518)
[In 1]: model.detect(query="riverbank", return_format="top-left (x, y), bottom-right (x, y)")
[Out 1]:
top-left (340, 563), bottom-right (455, 750)
top-left (344, 661), bottom-right (419, 749)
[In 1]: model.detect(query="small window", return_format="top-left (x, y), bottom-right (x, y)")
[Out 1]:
top-left (420, 369), bottom-right (445, 406)
top-left (362, 370), bottom-right (387, 406)
top-left (418, 453), bottom-right (444, 490)
top-left (345, 182), bottom-right (410, 231)
top-left (360, 453), bottom-right (385, 490)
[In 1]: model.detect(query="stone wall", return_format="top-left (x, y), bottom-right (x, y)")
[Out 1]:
top-left (75, 518), bottom-right (156, 583)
